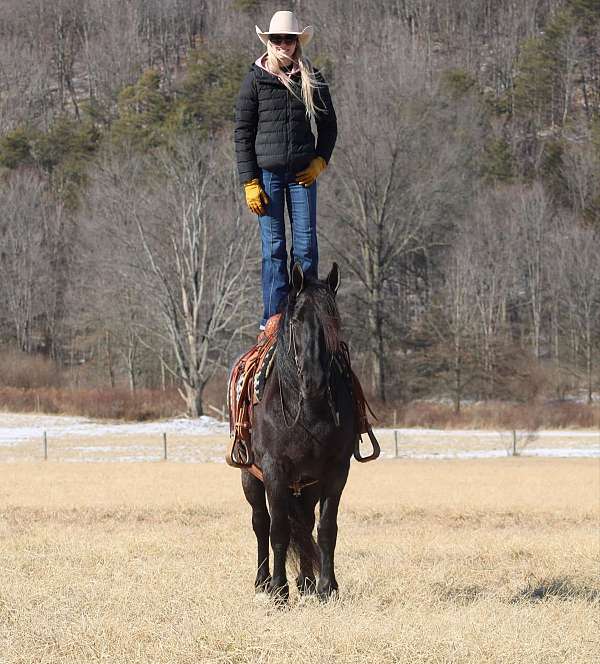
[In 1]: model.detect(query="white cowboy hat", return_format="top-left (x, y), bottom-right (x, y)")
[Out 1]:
top-left (255, 10), bottom-right (314, 47)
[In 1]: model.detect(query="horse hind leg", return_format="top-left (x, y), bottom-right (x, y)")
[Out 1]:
top-left (242, 471), bottom-right (271, 592)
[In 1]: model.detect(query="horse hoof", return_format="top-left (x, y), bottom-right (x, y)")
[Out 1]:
top-left (267, 581), bottom-right (289, 605)
top-left (317, 580), bottom-right (339, 601)
top-left (255, 574), bottom-right (271, 593)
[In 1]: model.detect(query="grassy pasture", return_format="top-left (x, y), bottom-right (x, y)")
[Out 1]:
top-left (0, 459), bottom-right (598, 663)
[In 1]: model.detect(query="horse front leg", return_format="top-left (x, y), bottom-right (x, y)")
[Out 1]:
top-left (295, 486), bottom-right (319, 595)
top-left (264, 478), bottom-right (290, 602)
top-left (317, 465), bottom-right (349, 599)
top-left (242, 471), bottom-right (271, 592)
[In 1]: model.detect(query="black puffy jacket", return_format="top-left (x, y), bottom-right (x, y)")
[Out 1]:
top-left (234, 63), bottom-right (337, 184)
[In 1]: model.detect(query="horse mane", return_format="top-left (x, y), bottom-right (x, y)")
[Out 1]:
top-left (307, 282), bottom-right (342, 354)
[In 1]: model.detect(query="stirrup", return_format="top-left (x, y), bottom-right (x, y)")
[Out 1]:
top-left (353, 427), bottom-right (380, 463)
top-left (226, 436), bottom-right (254, 468)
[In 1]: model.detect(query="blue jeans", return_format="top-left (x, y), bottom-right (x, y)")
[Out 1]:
top-left (258, 168), bottom-right (318, 327)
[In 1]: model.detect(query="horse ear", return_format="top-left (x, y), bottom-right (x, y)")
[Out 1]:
top-left (291, 262), bottom-right (304, 294)
top-left (326, 262), bottom-right (341, 296)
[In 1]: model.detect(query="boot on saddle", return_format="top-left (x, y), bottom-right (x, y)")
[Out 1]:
top-left (257, 313), bottom-right (282, 345)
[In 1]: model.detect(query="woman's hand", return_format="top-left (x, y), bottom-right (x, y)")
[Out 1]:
top-left (244, 178), bottom-right (269, 216)
top-left (296, 157), bottom-right (327, 187)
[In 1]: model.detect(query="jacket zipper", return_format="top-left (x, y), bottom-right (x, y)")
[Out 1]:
top-left (285, 86), bottom-right (291, 172)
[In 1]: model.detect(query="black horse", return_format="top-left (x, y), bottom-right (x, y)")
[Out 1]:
top-left (241, 262), bottom-right (375, 602)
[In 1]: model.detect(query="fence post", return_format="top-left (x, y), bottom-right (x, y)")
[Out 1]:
top-left (163, 432), bottom-right (167, 461)
top-left (512, 430), bottom-right (517, 457)
top-left (43, 431), bottom-right (48, 461)
top-left (394, 429), bottom-right (399, 458)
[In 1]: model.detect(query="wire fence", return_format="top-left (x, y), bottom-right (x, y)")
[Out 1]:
top-left (1, 428), bottom-right (599, 463)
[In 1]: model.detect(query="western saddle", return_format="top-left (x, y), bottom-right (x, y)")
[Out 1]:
top-left (226, 314), bottom-right (380, 484)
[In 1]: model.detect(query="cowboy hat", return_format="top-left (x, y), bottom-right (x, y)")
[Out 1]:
top-left (255, 10), bottom-right (314, 47)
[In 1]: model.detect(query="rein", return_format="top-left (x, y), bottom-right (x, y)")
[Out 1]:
top-left (279, 373), bottom-right (303, 428)
top-left (279, 321), bottom-right (304, 428)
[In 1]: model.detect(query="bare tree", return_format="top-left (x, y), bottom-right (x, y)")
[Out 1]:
top-left (561, 136), bottom-right (600, 223)
top-left (556, 216), bottom-right (600, 403)
top-left (428, 239), bottom-right (479, 412)
top-left (85, 136), bottom-right (255, 415)
top-left (0, 171), bottom-right (63, 353)
top-left (511, 182), bottom-right (553, 360)
top-left (462, 189), bottom-right (516, 399)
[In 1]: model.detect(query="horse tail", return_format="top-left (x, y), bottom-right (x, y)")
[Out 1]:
top-left (287, 494), bottom-right (321, 576)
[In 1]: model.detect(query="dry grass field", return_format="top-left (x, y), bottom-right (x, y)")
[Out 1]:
top-left (0, 459), bottom-right (598, 664)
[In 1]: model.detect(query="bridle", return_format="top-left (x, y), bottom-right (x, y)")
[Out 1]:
top-left (278, 317), bottom-right (340, 429)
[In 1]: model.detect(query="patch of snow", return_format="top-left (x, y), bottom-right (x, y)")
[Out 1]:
top-left (522, 447), bottom-right (600, 458)
top-left (382, 447), bottom-right (600, 460)
top-left (375, 427), bottom-right (600, 438)
top-left (0, 413), bottom-right (229, 446)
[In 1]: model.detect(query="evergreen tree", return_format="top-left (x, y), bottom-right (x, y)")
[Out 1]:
top-left (111, 70), bottom-right (170, 150)
top-left (0, 127), bottom-right (35, 169)
top-left (171, 46), bottom-right (246, 135)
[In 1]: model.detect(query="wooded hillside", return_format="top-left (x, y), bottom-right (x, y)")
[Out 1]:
top-left (1, 0), bottom-right (599, 417)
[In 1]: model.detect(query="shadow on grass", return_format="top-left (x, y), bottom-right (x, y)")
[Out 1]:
top-left (512, 577), bottom-right (600, 604)
top-left (432, 582), bottom-right (485, 605)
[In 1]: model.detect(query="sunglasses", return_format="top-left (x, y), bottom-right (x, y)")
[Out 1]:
top-left (269, 34), bottom-right (297, 45)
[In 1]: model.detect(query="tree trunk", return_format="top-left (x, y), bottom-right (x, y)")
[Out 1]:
top-left (183, 383), bottom-right (203, 417)
top-left (105, 330), bottom-right (115, 388)
top-left (372, 340), bottom-right (386, 402)
top-left (368, 295), bottom-right (386, 402)
top-left (127, 358), bottom-right (136, 392)
top-left (126, 335), bottom-right (137, 392)
top-left (160, 350), bottom-right (166, 392)
top-left (586, 321), bottom-right (593, 404)
top-left (453, 347), bottom-right (461, 414)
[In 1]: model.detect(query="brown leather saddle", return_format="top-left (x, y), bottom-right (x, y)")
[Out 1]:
top-left (226, 315), bottom-right (281, 469)
top-left (225, 315), bottom-right (380, 479)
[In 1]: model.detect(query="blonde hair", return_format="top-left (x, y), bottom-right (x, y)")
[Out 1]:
top-left (265, 41), bottom-right (327, 120)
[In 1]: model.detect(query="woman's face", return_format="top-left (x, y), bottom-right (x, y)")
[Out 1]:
top-left (269, 34), bottom-right (298, 62)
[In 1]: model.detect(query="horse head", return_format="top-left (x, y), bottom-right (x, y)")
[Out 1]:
top-left (281, 262), bottom-right (341, 399)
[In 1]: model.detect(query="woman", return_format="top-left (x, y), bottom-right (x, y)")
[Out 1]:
top-left (234, 10), bottom-right (337, 332)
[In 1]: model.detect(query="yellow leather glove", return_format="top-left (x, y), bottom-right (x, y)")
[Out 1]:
top-left (296, 157), bottom-right (327, 187)
top-left (244, 178), bottom-right (269, 216)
